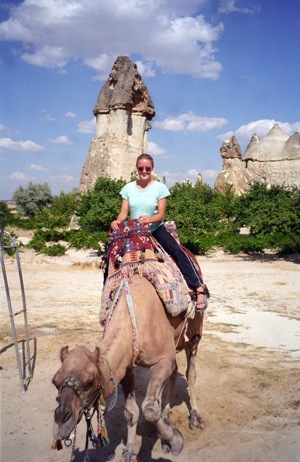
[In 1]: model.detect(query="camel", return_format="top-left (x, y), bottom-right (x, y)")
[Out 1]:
top-left (52, 222), bottom-right (206, 461)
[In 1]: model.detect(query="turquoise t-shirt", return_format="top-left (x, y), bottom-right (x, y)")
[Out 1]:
top-left (120, 180), bottom-right (170, 232)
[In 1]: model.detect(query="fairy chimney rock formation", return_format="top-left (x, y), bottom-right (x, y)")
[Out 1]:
top-left (215, 124), bottom-right (300, 195)
top-left (220, 136), bottom-right (242, 159)
top-left (80, 56), bottom-right (155, 191)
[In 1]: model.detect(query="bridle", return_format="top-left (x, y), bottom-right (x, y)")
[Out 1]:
top-left (57, 375), bottom-right (102, 411)
top-left (54, 357), bottom-right (118, 461)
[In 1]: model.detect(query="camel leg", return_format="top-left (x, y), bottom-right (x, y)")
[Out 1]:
top-left (142, 360), bottom-right (184, 456)
top-left (161, 361), bottom-right (178, 424)
top-left (185, 312), bottom-right (205, 430)
top-left (120, 368), bottom-right (140, 462)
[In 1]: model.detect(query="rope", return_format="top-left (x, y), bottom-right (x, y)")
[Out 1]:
top-left (104, 277), bottom-right (139, 365)
top-left (123, 279), bottom-right (139, 364)
top-left (99, 355), bottom-right (118, 413)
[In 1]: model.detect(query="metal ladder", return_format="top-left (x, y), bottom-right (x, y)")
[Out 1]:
top-left (0, 212), bottom-right (32, 394)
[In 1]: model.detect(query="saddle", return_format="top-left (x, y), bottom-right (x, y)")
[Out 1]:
top-left (100, 219), bottom-right (194, 324)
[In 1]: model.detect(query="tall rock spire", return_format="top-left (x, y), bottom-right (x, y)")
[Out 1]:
top-left (80, 56), bottom-right (155, 192)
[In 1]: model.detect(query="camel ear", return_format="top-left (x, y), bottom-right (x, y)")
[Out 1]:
top-left (92, 346), bottom-right (100, 362)
top-left (60, 346), bottom-right (69, 362)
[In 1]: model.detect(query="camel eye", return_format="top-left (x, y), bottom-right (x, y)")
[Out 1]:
top-left (84, 380), bottom-right (93, 391)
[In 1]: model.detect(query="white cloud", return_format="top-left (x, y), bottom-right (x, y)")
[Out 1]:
top-left (158, 167), bottom-right (219, 187)
top-left (9, 172), bottom-right (28, 180)
top-left (135, 61), bottom-right (156, 78)
top-left (46, 175), bottom-right (79, 195)
top-left (157, 169), bottom-right (198, 187)
top-left (49, 135), bottom-right (73, 145)
top-left (0, 137), bottom-right (45, 152)
top-left (202, 168), bottom-right (219, 179)
top-left (41, 110), bottom-right (55, 122)
top-left (50, 175), bottom-right (75, 182)
top-left (218, 119), bottom-right (300, 145)
top-left (186, 168), bottom-right (199, 178)
top-left (218, 0), bottom-right (260, 14)
top-left (0, 0), bottom-right (224, 79)
top-left (28, 163), bottom-right (47, 171)
top-left (78, 118), bottom-right (96, 134)
top-left (154, 112), bottom-right (228, 132)
top-left (22, 45), bottom-right (68, 68)
top-left (147, 141), bottom-right (166, 156)
top-left (65, 111), bottom-right (77, 118)
top-left (0, 124), bottom-right (21, 136)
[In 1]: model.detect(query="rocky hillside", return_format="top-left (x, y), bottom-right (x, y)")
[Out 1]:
top-left (215, 124), bottom-right (300, 194)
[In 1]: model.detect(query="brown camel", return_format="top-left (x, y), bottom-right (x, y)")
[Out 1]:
top-left (52, 273), bottom-right (204, 461)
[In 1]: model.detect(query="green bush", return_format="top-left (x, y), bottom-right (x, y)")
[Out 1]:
top-left (43, 244), bottom-right (67, 256)
top-left (66, 229), bottom-right (105, 250)
top-left (7, 177), bottom-right (299, 257)
top-left (77, 177), bottom-right (126, 231)
top-left (13, 182), bottom-right (53, 217)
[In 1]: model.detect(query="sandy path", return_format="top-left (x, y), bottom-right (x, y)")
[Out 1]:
top-left (1, 248), bottom-right (299, 462)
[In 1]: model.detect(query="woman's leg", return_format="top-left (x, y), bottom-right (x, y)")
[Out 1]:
top-left (152, 225), bottom-right (207, 310)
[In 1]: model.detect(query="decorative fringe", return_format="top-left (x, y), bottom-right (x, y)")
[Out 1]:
top-left (52, 439), bottom-right (63, 450)
top-left (97, 424), bottom-right (110, 447)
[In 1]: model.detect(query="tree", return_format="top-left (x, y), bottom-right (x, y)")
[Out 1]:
top-left (77, 177), bottom-right (126, 231)
top-left (34, 190), bottom-right (79, 228)
top-left (13, 182), bottom-right (53, 217)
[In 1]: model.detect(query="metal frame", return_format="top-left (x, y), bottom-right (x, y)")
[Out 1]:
top-left (0, 212), bottom-right (32, 393)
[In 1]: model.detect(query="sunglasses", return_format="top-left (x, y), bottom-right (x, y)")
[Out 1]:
top-left (137, 166), bottom-right (152, 172)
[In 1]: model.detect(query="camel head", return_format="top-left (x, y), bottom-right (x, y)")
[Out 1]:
top-left (52, 345), bottom-right (101, 441)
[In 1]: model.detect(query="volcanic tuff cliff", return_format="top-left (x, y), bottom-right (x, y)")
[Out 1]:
top-left (80, 56), bottom-right (155, 192)
top-left (214, 124), bottom-right (300, 195)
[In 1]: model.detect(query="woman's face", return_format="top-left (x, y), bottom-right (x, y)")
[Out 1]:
top-left (136, 158), bottom-right (153, 180)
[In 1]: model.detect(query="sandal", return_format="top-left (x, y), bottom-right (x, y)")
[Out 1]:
top-left (194, 285), bottom-right (210, 312)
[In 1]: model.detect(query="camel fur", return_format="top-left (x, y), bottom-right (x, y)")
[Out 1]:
top-left (52, 274), bottom-right (204, 461)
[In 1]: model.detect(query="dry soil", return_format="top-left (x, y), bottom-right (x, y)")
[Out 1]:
top-left (1, 247), bottom-right (299, 462)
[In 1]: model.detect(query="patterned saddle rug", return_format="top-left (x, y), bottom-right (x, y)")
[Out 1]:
top-left (100, 219), bottom-right (194, 324)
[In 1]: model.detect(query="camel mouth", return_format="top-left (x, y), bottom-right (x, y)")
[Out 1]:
top-left (53, 415), bottom-right (79, 441)
top-left (53, 407), bottom-right (83, 440)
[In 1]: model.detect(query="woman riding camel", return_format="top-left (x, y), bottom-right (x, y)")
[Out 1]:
top-left (111, 153), bottom-right (208, 311)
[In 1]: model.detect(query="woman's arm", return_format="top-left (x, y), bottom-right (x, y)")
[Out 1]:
top-left (111, 199), bottom-right (129, 230)
top-left (139, 197), bottom-right (167, 225)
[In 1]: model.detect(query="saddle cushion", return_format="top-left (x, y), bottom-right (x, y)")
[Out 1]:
top-left (100, 219), bottom-right (193, 324)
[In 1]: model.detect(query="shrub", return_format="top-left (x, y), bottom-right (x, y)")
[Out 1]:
top-left (43, 244), bottom-right (67, 256)
top-left (77, 177), bottom-right (126, 231)
top-left (13, 182), bottom-right (53, 217)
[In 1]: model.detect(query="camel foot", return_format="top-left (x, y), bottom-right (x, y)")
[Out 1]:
top-left (143, 399), bottom-right (160, 422)
top-left (161, 428), bottom-right (184, 456)
top-left (189, 409), bottom-right (205, 430)
top-left (120, 448), bottom-right (140, 462)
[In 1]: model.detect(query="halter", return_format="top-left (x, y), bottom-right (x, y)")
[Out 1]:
top-left (57, 375), bottom-right (102, 410)
top-left (53, 356), bottom-right (118, 462)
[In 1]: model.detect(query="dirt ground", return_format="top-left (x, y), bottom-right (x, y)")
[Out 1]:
top-left (1, 246), bottom-right (300, 462)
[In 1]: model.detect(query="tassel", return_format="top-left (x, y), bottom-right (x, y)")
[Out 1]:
top-left (98, 426), bottom-right (110, 447)
top-left (52, 439), bottom-right (63, 450)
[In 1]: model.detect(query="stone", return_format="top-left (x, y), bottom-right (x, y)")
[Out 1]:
top-left (215, 124), bottom-right (300, 195)
top-left (80, 56), bottom-right (155, 192)
top-left (220, 136), bottom-right (242, 159)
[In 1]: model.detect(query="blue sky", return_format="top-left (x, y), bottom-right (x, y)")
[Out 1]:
top-left (1, 0), bottom-right (299, 199)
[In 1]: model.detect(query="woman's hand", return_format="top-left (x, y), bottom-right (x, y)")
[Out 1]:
top-left (139, 215), bottom-right (152, 225)
top-left (111, 220), bottom-right (121, 230)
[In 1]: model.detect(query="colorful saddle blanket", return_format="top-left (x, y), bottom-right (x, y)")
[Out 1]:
top-left (100, 219), bottom-right (193, 324)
